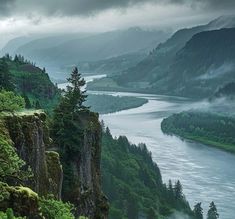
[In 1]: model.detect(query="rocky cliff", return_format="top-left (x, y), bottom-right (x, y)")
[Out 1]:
top-left (59, 111), bottom-right (109, 218)
top-left (0, 110), bottom-right (108, 218)
top-left (4, 112), bottom-right (63, 199)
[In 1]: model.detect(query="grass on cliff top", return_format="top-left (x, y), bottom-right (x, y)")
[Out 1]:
top-left (0, 109), bottom-right (44, 117)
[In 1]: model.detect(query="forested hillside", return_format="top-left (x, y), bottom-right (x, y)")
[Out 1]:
top-left (89, 16), bottom-right (235, 98)
top-left (101, 128), bottom-right (192, 219)
top-left (0, 54), bottom-right (59, 111)
top-left (161, 111), bottom-right (235, 153)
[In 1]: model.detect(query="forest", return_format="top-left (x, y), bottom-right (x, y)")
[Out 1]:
top-left (161, 111), bottom-right (235, 153)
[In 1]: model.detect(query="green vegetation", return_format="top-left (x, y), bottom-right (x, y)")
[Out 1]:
top-left (85, 94), bottom-right (148, 114)
top-left (51, 67), bottom-right (89, 200)
top-left (0, 54), bottom-right (59, 112)
top-left (101, 128), bottom-right (192, 219)
top-left (0, 118), bottom-right (29, 182)
top-left (39, 196), bottom-right (75, 219)
top-left (207, 202), bottom-right (219, 219)
top-left (0, 208), bottom-right (25, 219)
top-left (0, 91), bottom-right (25, 112)
top-left (161, 111), bottom-right (235, 153)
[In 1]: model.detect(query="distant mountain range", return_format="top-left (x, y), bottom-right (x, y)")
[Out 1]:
top-left (1, 28), bottom-right (170, 79)
top-left (104, 15), bottom-right (235, 98)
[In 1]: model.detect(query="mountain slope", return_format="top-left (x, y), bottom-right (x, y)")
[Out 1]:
top-left (2, 28), bottom-right (170, 79)
top-left (109, 16), bottom-right (235, 98)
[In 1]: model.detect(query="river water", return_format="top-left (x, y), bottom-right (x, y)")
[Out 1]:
top-left (59, 76), bottom-right (235, 219)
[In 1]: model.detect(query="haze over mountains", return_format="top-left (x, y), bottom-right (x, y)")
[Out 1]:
top-left (89, 15), bottom-right (235, 98)
top-left (1, 28), bottom-right (170, 79)
top-left (2, 15), bottom-right (235, 98)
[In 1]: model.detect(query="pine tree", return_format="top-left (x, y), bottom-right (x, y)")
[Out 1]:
top-left (14, 55), bottom-right (19, 63)
top-left (147, 207), bottom-right (157, 219)
top-left (193, 202), bottom-right (203, 219)
top-left (174, 180), bottom-right (183, 200)
top-left (51, 67), bottom-right (88, 200)
top-left (0, 59), bottom-right (14, 91)
top-left (35, 100), bottom-right (42, 109)
top-left (167, 179), bottom-right (174, 204)
top-left (207, 202), bottom-right (219, 219)
top-left (65, 67), bottom-right (87, 111)
top-left (23, 94), bottom-right (32, 109)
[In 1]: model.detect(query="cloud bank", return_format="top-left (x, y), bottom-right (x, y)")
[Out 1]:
top-left (0, 0), bottom-right (234, 18)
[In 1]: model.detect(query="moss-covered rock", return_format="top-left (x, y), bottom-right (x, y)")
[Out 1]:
top-left (2, 112), bottom-right (63, 199)
top-left (45, 151), bottom-right (63, 199)
top-left (0, 182), bottom-right (41, 218)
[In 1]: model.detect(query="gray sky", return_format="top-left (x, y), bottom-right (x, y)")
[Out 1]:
top-left (0, 0), bottom-right (234, 48)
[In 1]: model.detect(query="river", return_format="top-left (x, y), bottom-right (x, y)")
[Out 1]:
top-left (59, 75), bottom-right (235, 219)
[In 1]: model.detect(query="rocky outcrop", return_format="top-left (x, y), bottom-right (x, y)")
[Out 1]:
top-left (0, 182), bottom-right (41, 218)
top-left (61, 111), bottom-right (109, 219)
top-left (45, 151), bottom-right (63, 200)
top-left (1, 110), bottom-right (108, 218)
top-left (4, 112), bottom-right (62, 198)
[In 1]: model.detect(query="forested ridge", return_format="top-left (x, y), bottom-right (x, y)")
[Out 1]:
top-left (101, 128), bottom-right (192, 219)
top-left (161, 111), bottom-right (235, 153)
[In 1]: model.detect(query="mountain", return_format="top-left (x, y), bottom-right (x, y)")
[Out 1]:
top-left (103, 16), bottom-right (235, 98)
top-left (2, 28), bottom-right (170, 79)
top-left (213, 82), bottom-right (235, 98)
top-left (77, 52), bottom-right (146, 76)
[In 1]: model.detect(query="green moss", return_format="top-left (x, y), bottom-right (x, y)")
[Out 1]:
top-left (45, 151), bottom-right (63, 199)
top-left (14, 187), bottom-right (38, 200)
top-left (0, 182), bottom-right (40, 218)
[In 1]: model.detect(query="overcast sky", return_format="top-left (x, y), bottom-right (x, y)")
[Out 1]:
top-left (0, 0), bottom-right (234, 48)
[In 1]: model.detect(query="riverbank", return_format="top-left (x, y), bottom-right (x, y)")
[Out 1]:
top-left (85, 94), bottom-right (148, 114)
top-left (161, 111), bottom-right (235, 154)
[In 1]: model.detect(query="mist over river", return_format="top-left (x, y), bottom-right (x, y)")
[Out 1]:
top-left (59, 75), bottom-right (235, 219)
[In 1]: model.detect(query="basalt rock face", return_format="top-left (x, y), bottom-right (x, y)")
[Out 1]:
top-left (4, 112), bottom-right (62, 199)
top-left (61, 111), bottom-right (109, 219)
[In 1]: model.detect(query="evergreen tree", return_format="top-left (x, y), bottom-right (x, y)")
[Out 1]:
top-left (14, 55), bottom-right (19, 63)
top-left (0, 59), bottom-right (14, 91)
top-left (65, 67), bottom-right (87, 111)
top-left (167, 179), bottom-right (174, 204)
top-left (193, 202), bottom-right (203, 219)
top-left (207, 202), bottom-right (219, 219)
top-left (35, 100), bottom-right (42, 109)
top-left (174, 180), bottom-right (183, 200)
top-left (51, 67), bottom-right (88, 201)
top-left (23, 94), bottom-right (32, 109)
top-left (147, 207), bottom-right (157, 219)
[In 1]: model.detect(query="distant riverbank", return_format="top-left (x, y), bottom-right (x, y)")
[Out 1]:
top-left (85, 94), bottom-right (148, 114)
top-left (161, 111), bottom-right (235, 154)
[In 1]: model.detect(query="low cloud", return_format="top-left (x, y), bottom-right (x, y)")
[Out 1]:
top-left (0, 0), bottom-right (234, 18)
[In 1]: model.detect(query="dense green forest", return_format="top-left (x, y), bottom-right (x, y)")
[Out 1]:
top-left (0, 54), bottom-right (59, 112)
top-left (86, 94), bottom-right (148, 114)
top-left (101, 128), bottom-right (192, 219)
top-left (161, 111), bottom-right (235, 153)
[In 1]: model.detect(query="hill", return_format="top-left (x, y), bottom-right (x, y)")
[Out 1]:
top-left (101, 129), bottom-right (192, 218)
top-left (2, 28), bottom-right (170, 79)
top-left (0, 55), bottom-right (59, 111)
top-left (92, 16), bottom-right (235, 98)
